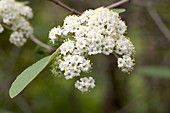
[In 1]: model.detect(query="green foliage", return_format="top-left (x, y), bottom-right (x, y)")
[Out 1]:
top-left (128, 74), bottom-right (148, 113)
top-left (35, 45), bottom-right (48, 54)
top-left (9, 48), bottom-right (60, 98)
top-left (9, 56), bottom-right (50, 98)
top-left (138, 66), bottom-right (170, 78)
top-left (110, 8), bottom-right (126, 13)
top-left (0, 109), bottom-right (14, 113)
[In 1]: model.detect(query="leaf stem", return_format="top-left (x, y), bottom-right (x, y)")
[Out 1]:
top-left (30, 35), bottom-right (56, 54)
top-left (113, 52), bottom-right (119, 59)
top-left (1, 23), bottom-right (13, 31)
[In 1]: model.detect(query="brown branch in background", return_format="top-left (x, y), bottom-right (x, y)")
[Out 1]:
top-left (106, 0), bottom-right (129, 9)
top-left (133, 1), bottom-right (170, 42)
top-left (145, 3), bottom-right (170, 42)
top-left (30, 35), bottom-right (55, 53)
top-left (49, 0), bottom-right (82, 15)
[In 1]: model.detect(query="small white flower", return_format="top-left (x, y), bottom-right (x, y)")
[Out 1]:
top-left (118, 58), bottom-right (124, 67)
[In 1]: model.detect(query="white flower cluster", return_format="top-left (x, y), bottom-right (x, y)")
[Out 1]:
top-left (59, 54), bottom-right (91, 80)
top-left (0, 0), bottom-right (33, 47)
top-left (118, 55), bottom-right (135, 73)
top-left (51, 40), bottom-right (91, 79)
top-left (49, 7), bottom-right (136, 92)
top-left (75, 77), bottom-right (95, 92)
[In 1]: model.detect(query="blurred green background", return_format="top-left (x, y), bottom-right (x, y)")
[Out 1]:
top-left (1, 0), bottom-right (170, 113)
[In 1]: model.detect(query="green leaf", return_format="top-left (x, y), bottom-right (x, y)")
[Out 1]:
top-left (138, 66), bottom-right (170, 78)
top-left (16, 0), bottom-right (29, 5)
top-left (9, 49), bottom-right (60, 98)
top-left (110, 9), bottom-right (126, 13)
top-left (21, 1), bottom-right (30, 5)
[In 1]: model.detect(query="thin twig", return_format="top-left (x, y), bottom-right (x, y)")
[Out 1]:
top-left (30, 35), bottom-right (55, 53)
top-left (133, 1), bottom-right (170, 42)
top-left (49, 0), bottom-right (82, 15)
top-left (106, 0), bottom-right (129, 9)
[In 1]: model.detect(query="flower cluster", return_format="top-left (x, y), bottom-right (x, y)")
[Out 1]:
top-left (59, 54), bottom-right (91, 80)
top-left (51, 40), bottom-right (91, 79)
top-left (118, 55), bottom-right (135, 73)
top-left (0, 0), bottom-right (33, 47)
top-left (75, 77), bottom-right (95, 92)
top-left (49, 7), bottom-right (136, 92)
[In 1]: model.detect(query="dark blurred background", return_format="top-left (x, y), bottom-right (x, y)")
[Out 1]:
top-left (1, 0), bottom-right (170, 113)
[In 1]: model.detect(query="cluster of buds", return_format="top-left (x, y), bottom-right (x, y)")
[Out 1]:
top-left (49, 7), bottom-right (135, 92)
top-left (0, 0), bottom-right (33, 47)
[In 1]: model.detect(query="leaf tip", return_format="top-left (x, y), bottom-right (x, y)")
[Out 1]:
top-left (9, 88), bottom-right (14, 98)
